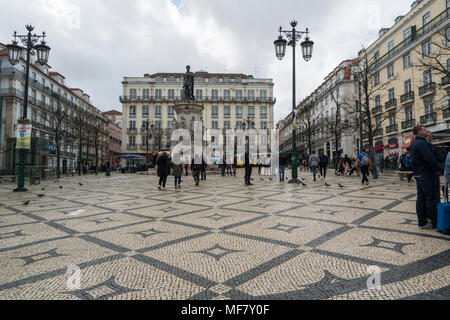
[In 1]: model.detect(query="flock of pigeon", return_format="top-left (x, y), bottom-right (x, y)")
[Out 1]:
top-left (22, 182), bottom-right (84, 206)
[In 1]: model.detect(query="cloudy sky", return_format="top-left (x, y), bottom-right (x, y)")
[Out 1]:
top-left (0, 0), bottom-right (413, 122)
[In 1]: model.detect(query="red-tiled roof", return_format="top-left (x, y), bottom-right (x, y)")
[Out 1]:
top-left (49, 71), bottom-right (65, 79)
top-left (103, 110), bottom-right (122, 115)
top-left (150, 72), bottom-right (249, 80)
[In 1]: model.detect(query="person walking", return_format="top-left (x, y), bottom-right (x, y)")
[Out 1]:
top-left (170, 158), bottom-right (183, 189)
top-left (445, 151), bottom-right (450, 186)
top-left (257, 158), bottom-right (263, 176)
top-left (184, 164), bottom-right (189, 176)
top-left (221, 155), bottom-right (226, 177)
top-left (309, 152), bottom-right (320, 182)
top-left (425, 129), bottom-right (444, 205)
top-left (191, 155), bottom-right (202, 186)
top-left (279, 153), bottom-right (286, 182)
top-left (410, 125), bottom-right (441, 230)
top-left (156, 152), bottom-right (170, 190)
top-left (319, 152), bottom-right (329, 180)
top-left (356, 151), bottom-right (371, 185)
top-left (201, 155), bottom-right (207, 180)
top-left (105, 160), bottom-right (111, 177)
top-left (244, 151), bottom-right (253, 186)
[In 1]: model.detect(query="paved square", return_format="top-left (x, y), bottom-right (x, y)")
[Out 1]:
top-left (0, 170), bottom-right (449, 300)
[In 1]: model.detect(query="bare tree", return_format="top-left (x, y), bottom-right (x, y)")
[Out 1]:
top-left (413, 28), bottom-right (450, 111)
top-left (42, 92), bottom-right (68, 180)
top-left (296, 102), bottom-right (324, 156)
top-left (89, 114), bottom-right (108, 175)
top-left (353, 48), bottom-right (401, 178)
top-left (73, 106), bottom-right (89, 175)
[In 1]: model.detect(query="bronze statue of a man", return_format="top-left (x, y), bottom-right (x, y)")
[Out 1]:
top-left (182, 65), bottom-right (195, 101)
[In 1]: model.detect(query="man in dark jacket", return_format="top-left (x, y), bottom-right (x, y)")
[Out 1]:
top-left (425, 129), bottom-right (443, 205)
top-left (156, 152), bottom-right (170, 190)
top-left (410, 126), bottom-right (441, 229)
top-left (244, 151), bottom-right (253, 186)
top-left (319, 153), bottom-right (329, 179)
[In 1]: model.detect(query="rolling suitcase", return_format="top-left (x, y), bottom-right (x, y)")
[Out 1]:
top-left (437, 184), bottom-right (450, 234)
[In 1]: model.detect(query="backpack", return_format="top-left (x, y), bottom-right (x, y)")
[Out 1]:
top-left (192, 163), bottom-right (202, 171)
top-left (361, 155), bottom-right (370, 166)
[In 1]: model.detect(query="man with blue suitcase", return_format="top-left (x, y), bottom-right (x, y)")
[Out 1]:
top-left (410, 125), bottom-right (441, 230)
top-left (439, 152), bottom-right (450, 234)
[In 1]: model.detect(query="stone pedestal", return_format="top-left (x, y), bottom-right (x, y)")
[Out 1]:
top-left (172, 102), bottom-right (204, 132)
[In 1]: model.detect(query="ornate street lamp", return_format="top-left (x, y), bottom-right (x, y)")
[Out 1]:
top-left (7, 25), bottom-right (50, 192)
top-left (274, 20), bottom-right (313, 184)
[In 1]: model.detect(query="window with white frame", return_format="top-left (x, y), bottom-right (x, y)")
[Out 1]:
top-left (129, 105), bottom-right (136, 116)
top-left (129, 89), bottom-right (136, 99)
top-left (423, 68), bottom-right (432, 84)
top-left (224, 90), bottom-right (230, 100)
top-left (387, 64), bottom-right (394, 78)
top-left (168, 89), bottom-right (175, 100)
top-left (155, 105), bottom-right (162, 117)
top-left (422, 40), bottom-right (431, 57)
top-left (143, 89), bottom-right (149, 99)
top-left (260, 106), bottom-right (267, 118)
top-left (424, 98), bottom-right (434, 114)
top-left (224, 106), bottom-right (230, 118)
top-left (405, 106), bottom-right (413, 121)
top-left (196, 89), bottom-right (203, 100)
top-left (235, 90), bottom-right (242, 100)
top-left (404, 79), bottom-right (412, 93)
top-left (388, 88), bottom-right (395, 101)
top-left (168, 106), bottom-right (174, 117)
top-left (224, 121), bottom-right (231, 130)
top-left (142, 105), bottom-right (149, 116)
top-left (375, 95), bottom-right (381, 107)
top-left (211, 121), bottom-right (219, 129)
top-left (260, 90), bottom-right (267, 101)
top-left (212, 89), bottom-right (218, 100)
top-left (423, 12), bottom-right (431, 30)
top-left (248, 90), bottom-right (255, 101)
top-left (155, 89), bottom-right (162, 100)
top-left (374, 72), bottom-right (380, 86)
top-left (236, 106), bottom-right (242, 117)
top-left (387, 40), bottom-right (394, 57)
top-left (403, 54), bottom-right (411, 69)
top-left (212, 106), bottom-right (218, 117)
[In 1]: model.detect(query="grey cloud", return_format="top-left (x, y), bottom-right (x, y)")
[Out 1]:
top-left (0, 0), bottom-right (412, 121)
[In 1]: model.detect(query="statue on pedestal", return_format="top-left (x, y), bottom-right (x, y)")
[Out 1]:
top-left (182, 65), bottom-right (195, 101)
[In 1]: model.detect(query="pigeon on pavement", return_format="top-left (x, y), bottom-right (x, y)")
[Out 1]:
top-left (325, 182), bottom-right (331, 187)
top-left (37, 194), bottom-right (45, 198)
top-left (23, 200), bottom-right (30, 206)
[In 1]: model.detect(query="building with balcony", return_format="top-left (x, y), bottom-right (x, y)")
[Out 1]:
top-left (359, 0), bottom-right (450, 158)
top-left (103, 109), bottom-right (123, 127)
top-left (120, 71), bottom-right (276, 159)
top-left (0, 43), bottom-right (110, 176)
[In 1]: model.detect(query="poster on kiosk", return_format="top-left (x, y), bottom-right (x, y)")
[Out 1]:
top-left (16, 123), bottom-right (32, 150)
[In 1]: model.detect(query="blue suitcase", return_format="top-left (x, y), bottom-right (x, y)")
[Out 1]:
top-left (437, 184), bottom-right (450, 234)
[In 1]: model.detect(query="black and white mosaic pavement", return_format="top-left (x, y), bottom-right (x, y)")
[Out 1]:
top-left (0, 170), bottom-right (449, 300)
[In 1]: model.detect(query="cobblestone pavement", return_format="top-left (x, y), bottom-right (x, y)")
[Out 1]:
top-left (0, 170), bottom-right (449, 300)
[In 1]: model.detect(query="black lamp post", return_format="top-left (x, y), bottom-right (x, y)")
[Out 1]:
top-left (7, 25), bottom-right (50, 192)
top-left (274, 20), bottom-right (313, 184)
top-left (141, 120), bottom-right (154, 170)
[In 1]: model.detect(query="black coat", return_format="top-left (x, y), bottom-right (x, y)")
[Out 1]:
top-left (410, 135), bottom-right (440, 177)
top-left (156, 154), bottom-right (170, 177)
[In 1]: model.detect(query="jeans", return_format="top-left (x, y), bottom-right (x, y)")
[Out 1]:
top-left (158, 175), bottom-right (168, 188)
top-left (311, 166), bottom-right (317, 181)
top-left (192, 172), bottom-right (200, 182)
top-left (361, 167), bottom-right (369, 184)
top-left (415, 175), bottom-right (437, 227)
top-left (319, 165), bottom-right (327, 178)
top-left (433, 174), bottom-right (441, 205)
top-left (245, 166), bottom-right (253, 185)
top-left (221, 166), bottom-right (225, 176)
top-left (174, 176), bottom-right (181, 186)
top-left (201, 171), bottom-right (206, 180)
top-left (279, 166), bottom-right (285, 181)
top-left (185, 167), bottom-right (189, 176)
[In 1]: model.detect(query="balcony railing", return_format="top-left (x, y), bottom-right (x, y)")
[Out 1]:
top-left (442, 76), bottom-right (450, 88)
top-left (400, 91), bottom-right (414, 104)
top-left (386, 124), bottom-right (398, 134)
top-left (127, 145), bottom-right (137, 151)
top-left (419, 82), bottom-right (436, 97)
top-left (401, 119), bottom-right (415, 130)
top-left (372, 105), bottom-right (383, 114)
top-left (374, 128), bottom-right (383, 137)
top-left (119, 95), bottom-right (276, 103)
top-left (420, 112), bottom-right (437, 125)
top-left (385, 99), bottom-right (397, 110)
top-left (127, 128), bottom-right (138, 134)
top-left (443, 108), bottom-right (450, 119)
